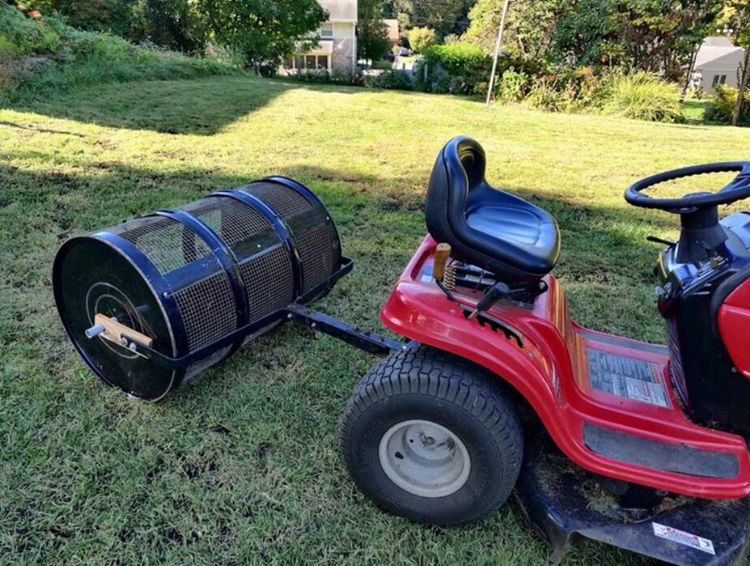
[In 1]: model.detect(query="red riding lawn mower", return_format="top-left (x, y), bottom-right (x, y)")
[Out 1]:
top-left (53, 137), bottom-right (750, 565)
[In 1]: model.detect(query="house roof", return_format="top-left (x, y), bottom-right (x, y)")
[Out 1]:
top-left (695, 36), bottom-right (744, 68)
top-left (318, 0), bottom-right (356, 21)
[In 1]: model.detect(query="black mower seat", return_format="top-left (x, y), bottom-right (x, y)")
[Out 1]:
top-left (425, 136), bottom-right (561, 282)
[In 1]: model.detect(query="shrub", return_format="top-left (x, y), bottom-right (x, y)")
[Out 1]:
top-left (408, 27), bottom-right (437, 54)
top-left (524, 77), bottom-right (565, 111)
top-left (282, 69), bottom-right (366, 87)
top-left (370, 59), bottom-right (393, 70)
top-left (496, 68), bottom-right (530, 103)
top-left (561, 66), bottom-right (598, 108)
top-left (706, 85), bottom-right (750, 126)
top-left (417, 43), bottom-right (491, 95)
top-left (369, 69), bottom-right (412, 90)
top-left (0, 3), bottom-right (62, 55)
top-left (597, 72), bottom-right (683, 123)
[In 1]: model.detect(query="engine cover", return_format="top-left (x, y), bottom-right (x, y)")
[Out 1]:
top-left (657, 212), bottom-right (750, 436)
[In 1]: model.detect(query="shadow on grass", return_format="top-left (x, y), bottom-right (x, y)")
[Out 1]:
top-left (3, 76), bottom-right (362, 136)
top-left (0, 154), bottom-right (678, 271)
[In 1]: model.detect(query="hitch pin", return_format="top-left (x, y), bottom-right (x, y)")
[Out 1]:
top-left (85, 324), bottom-right (105, 339)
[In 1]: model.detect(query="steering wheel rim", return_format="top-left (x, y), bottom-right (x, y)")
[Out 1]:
top-left (625, 162), bottom-right (750, 212)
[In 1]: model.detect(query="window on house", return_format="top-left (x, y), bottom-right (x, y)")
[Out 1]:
top-left (284, 53), bottom-right (329, 72)
top-left (319, 24), bottom-right (333, 39)
top-left (712, 74), bottom-right (727, 87)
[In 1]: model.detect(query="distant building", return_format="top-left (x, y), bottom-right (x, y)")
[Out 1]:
top-left (694, 36), bottom-right (746, 94)
top-left (282, 0), bottom-right (358, 75)
top-left (384, 19), bottom-right (399, 45)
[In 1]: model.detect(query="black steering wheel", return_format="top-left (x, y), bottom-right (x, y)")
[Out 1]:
top-left (625, 162), bottom-right (750, 212)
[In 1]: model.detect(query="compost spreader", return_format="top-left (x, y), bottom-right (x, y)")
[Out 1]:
top-left (53, 177), bottom-right (400, 401)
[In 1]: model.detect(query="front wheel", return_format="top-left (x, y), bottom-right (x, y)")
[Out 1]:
top-left (340, 347), bottom-right (523, 525)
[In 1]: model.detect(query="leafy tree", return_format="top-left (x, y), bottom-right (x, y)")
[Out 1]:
top-left (196, 0), bottom-right (326, 69)
top-left (550, 0), bottom-right (616, 66)
top-left (463, 0), bottom-right (721, 79)
top-left (358, 0), bottom-right (391, 62)
top-left (23, 0), bottom-right (328, 66)
top-left (138, 0), bottom-right (207, 52)
top-left (392, 0), bottom-right (474, 39)
top-left (408, 26), bottom-right (436, 53)
top-left (552, 0), bottom-right (722, 77)
top-left (463, 0), bottom-right (559, 62)
top-left (718, 0), bottom-right (750, 124)
top-left (23, 0), bottom-right (142, 37)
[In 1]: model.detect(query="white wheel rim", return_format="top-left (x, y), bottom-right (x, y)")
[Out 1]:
top-left (378, 419), bottom-right (471, 498)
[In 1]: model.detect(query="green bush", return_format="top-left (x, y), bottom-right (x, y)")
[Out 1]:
top-left (370, 59), bottom-right (393, 70)
top-left (706, 85), bottom-right (750, 126)
top-left (408, 27), bottom-right (436, 54)
top-left (417, 43), bottom-right (491, 95)
top-left (0, 3), bottom-right (62, 55)
top-left (369, 69), bottom-right (412, 90)
top-left (282, 69), bottom-right (366, 87)
top-left (524, 77), bottom-right (566, 111)
top-left (422, 43), bottom-right (489, 79)
top-left (496, 69), bottom-right (530, 103)
top-left (560, 66), bottom-right (598, 108)
top-left (495, 67), bottom-right (598, 112)
top-left (596, 72), bottom-right (682, 123)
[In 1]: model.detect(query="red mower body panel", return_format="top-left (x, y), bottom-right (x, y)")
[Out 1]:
top-left (381, 236), bottom-right (750, 499)
top-left (719, 278), bottom-right (750, 380)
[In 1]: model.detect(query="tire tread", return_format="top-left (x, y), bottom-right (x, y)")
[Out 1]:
top-left (340, 346), bottom-right (522, 525)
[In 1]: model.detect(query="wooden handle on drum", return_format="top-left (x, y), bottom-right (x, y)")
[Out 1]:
top-left (93, 313), bottom-right (153, 348)
top-left (433, 243), bottom-right (451, 282)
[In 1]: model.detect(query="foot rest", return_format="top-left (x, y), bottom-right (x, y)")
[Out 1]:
top-left (583, 423), bottom-right (740, 479)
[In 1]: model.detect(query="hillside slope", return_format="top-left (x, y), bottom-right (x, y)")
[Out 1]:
top-left (0, 3), bottom-right (235, 103)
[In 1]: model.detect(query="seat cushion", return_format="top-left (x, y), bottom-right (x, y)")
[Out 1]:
top-left (465, 188), bottom-right (560, 275)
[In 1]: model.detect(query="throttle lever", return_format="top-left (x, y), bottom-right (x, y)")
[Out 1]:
top-left (467, 282), bottom-right (511, 320)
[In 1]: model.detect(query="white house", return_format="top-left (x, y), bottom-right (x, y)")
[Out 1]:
top-left (282, 0), bottom-right (358, 75)
top-left (694, 36), bottom-right (746, 94)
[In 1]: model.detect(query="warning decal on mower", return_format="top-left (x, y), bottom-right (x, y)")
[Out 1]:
top-left (587, 349), bottom-right (670, 408)
top-left (652, 522), bottom-right (715, 555)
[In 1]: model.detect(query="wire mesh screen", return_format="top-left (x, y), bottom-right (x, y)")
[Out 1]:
top-left (108, 216), bottom-right (212, 274)
top-left (239, 244), bottom-right (294, 323)
top-left (239, 181), bottom-right (340, 294)
top-left (173, 271), bottom-right (237, 351)
top-left (179, 196), bottom-right (273, 251)
top-left (240, 181), bottom-right (313, 218)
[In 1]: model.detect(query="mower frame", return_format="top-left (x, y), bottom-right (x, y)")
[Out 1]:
top-left (379, 235), bottom-right (750, 500)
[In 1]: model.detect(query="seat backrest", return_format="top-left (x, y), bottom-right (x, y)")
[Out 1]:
top-left (425, 137), bottom-right (484, 236)
top-left (425, 136), bottom-right (560, 282)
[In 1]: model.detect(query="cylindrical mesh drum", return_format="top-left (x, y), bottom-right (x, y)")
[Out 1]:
top-left (53, 177), bottom-right (343, 400)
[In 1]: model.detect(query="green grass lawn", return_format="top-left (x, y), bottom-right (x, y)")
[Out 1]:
top-left (2, 75), bottom-right (750, 565)
top-left (681, 97), bottom-right (712, 123)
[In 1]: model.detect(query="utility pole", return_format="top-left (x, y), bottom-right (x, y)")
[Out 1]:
top-left (486, 0), bottom-right (511, 107)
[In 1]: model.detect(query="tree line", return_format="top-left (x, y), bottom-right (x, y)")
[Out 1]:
top-left (16, 0), bottom-right (750, 123)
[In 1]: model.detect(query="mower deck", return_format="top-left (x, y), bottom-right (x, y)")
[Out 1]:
top-left (517, 434), bottom-right (750, 565)
top-left (380, 236), bottom-right (750, 499)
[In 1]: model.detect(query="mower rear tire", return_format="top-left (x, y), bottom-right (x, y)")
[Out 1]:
top-left (340, 347), bottom-right (523, 525)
